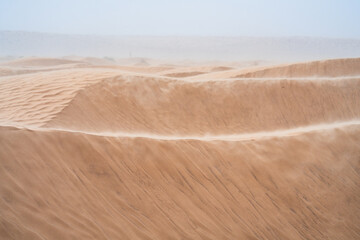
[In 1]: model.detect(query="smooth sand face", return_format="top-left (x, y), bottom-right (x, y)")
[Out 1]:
top-left (0, 57), bottom-right (360, 239)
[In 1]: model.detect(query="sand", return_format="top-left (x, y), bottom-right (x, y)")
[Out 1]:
top-left (0, 57), bottom-right (360, 239)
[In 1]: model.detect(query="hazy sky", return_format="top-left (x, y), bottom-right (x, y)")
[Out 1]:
top-left (1, 0), bottom-right (360, 38)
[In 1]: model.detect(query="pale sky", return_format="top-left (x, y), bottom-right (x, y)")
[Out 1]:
top-left (1, 0), bottom-right (360, 38)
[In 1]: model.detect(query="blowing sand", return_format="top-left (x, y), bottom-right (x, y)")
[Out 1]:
top-left (0, 57), bottom-right (360, 239)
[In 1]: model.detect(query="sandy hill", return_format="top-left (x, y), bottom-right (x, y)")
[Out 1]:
top-left (0, 57), bottom-right (360, 239)
top-left (1, 122), bottom-right (359, 240)
top-left (0, 68), bottom-right (127, 126)
top-left (1, 57), bottom-right (84, 67)
top-left (0, 57), bottom-right (92, 77)
top-left (44, 76), bottom-right (360, 135)
top-left (234, 58), bottom-right (360, 78)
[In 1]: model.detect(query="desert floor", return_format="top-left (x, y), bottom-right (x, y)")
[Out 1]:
top-left (0, 57), bottom-right (360, 239)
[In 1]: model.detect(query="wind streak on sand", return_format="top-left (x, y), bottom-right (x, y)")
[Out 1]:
top-left (5, 120), bottom-right (360, 141)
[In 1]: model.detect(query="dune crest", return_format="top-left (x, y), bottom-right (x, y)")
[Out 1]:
top-left (234, 58), bottom-right (360, 78)
top-left (45, 75), bottom-right (360, 135)
top-left (5, 119), bottom-right (360, 142)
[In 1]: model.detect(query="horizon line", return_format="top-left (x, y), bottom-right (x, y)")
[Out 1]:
top-left (2, 30), bottom-right (360, 41)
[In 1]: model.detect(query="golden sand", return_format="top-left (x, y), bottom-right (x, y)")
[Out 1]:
top-left (1, 57), bottom-right (359, 239)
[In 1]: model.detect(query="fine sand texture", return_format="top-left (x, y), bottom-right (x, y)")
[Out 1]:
top-left (0, 57), bottom-right (360, 239)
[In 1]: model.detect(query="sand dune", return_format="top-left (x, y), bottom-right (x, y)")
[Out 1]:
top-left (162, 65), bottom-right (235, 78)
top-left (164, 71), bottom-right (206, 78)
top-left (1, 123), bottom-right (359, 239)
top-left (234, 58), bottom-right (360, 78)
top-left (0, 57), bottom-right (92, 77)
top-left (1, 57), bottom-right (360, 239)
top-left (45, 75), bottom-right (360, 135)
top-left (0, 57), bottom-right (85, 67)
top-left (0, 68), bottom-right (125, 126)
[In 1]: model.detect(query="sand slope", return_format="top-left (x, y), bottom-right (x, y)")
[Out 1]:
top-left (1, 124), bottom-right (360, 239)
top-left (234, 58), bottom-right (360, 78)
top-left (1, 57), bottom-right (360, 239)
top-left (45, 76), bottom-right (360, 135)
top-left (0, 68), bottom-right (128, 127)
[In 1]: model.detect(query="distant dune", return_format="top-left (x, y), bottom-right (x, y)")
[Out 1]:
top-left (235, 58), bottom-right (360, 78)
top-left (0, 57), bottom-right (360, 239)
top-left (0, 57), bottom-right (90, 77)
top-left (1, 57), bottom-right (84, 67)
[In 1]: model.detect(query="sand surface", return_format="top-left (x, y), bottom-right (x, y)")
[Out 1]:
top-left (0, 57), bottom-right (360, 239)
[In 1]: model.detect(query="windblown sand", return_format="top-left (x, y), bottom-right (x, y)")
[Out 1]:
top-left (0, 57), bottom-right (360, 239)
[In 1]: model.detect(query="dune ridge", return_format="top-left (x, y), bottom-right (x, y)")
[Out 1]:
top-left (4, 119), bottom-right (360, 141)
top-left (45, 75), bottom-right (360, 135)
top-left (1, 57), bottom-right (85, 67)
top-left (234, 58), bottom-right (360, 78)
